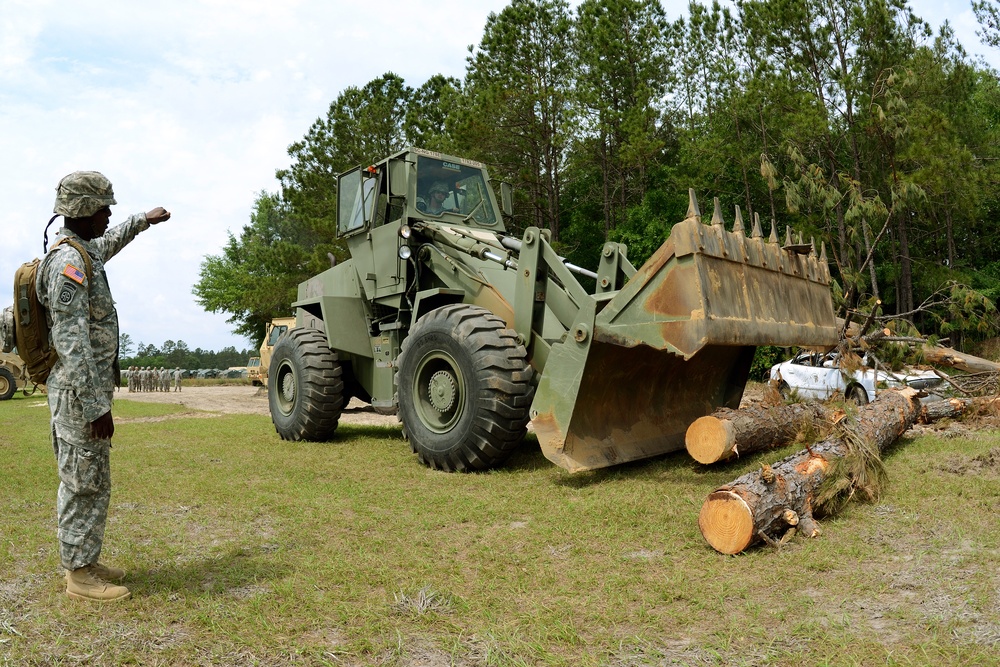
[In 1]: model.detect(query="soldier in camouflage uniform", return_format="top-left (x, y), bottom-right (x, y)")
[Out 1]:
top-left (37, 171), bottom-right (170, 602)
top-left (174, 367), bottom-right (182, 392)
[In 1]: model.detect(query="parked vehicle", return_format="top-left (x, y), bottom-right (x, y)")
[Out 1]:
top-left (770, 351), bottom-right (944, 404)
top-left (247, 357), bottom-right (262, 385)
top-left (0, 351), bottom-right (36, 401)
top-left (256, 318), bottom-right (294, 387)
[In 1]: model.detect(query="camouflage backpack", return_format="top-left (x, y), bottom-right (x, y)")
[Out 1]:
top-left (13, 238), bottom-right (93, 385)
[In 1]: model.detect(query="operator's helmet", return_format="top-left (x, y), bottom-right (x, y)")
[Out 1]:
top-left (53, 171), bottom-right (117, 218)
top-left (429, 181), bottom-right (449, 196)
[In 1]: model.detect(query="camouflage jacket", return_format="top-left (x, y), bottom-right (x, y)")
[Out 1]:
top-left (37, 214), bottom-right (150, 423)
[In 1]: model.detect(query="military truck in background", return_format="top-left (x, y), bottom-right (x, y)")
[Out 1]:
top-left (247, 356), bottom-right (263, 385)
top-left (268, 146), bottom-right (838, 473)
top-left (255, 317), bottom-right (294, 387)
top-left (0, 351), bottom-right (37, 401)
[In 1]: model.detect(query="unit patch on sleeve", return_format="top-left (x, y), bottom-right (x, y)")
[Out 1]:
top-left (62, 264), bottom-right (86, 285)
top-left (58, 282), bottom-right (78, 305)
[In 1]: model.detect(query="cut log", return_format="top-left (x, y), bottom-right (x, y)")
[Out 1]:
top-left (698, 389), bottom-right (921, 555)
top-left (918, 397), bottom-right (975, 423)
top-left (685, 403), bottom-right (830, 464)
top-left (921, 346), bottom-right (1000, 374)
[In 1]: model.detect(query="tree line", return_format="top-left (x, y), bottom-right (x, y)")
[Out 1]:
top-left (118, 333), bottom-right (254, 370)
top-left (195, 0), bottom-right (1000, 351)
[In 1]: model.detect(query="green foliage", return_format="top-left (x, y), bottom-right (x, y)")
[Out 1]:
top-left (194, 192), bottom-right (325, 341)
top-left (120, 339), bottom-right (253, 370)
top-left (462, 0), bottom-right (576, 239)
top-left (970, 261), bottom-right (1000, 303)
top-left (974, 0), bottom-right (1000, 48)
top-left (750, 345), bottom-right (786, 382)
top-left (193, 0), bottom-right (1000, 354)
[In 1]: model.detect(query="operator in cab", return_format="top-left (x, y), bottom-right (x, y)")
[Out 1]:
top-left (417, 181), bottom-right (456, 216)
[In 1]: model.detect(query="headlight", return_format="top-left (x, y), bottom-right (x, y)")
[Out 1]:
top-left (399, 224), bottom-right (412, 239)
top-left (398, 245), bottom-right (412, 260)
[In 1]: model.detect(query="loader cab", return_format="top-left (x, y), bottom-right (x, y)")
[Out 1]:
top-left (336, 149), bottom-right (507, 238)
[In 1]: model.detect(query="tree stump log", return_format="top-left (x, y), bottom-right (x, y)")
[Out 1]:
top-left (918, 397), bottom-right (974, 423)
top-left (698, 389), bottom-right (920, 555)
top-left (685, 403), bottom-right (830, 464)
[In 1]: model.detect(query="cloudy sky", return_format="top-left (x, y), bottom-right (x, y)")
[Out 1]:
top-left (1, 0), bottom-right (995, 354)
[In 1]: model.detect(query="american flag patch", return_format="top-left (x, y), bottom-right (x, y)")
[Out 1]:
top-left (63, 264), bottom-right (86, 284)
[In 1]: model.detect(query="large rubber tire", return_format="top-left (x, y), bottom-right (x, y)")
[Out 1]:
top-left (846, 383), bottom-right (870, 405)
top-left (269, 329), bottom-right (344, 441)
top-left (397, 304), bottom-right (534, 472)
top-left (0, 367), bottom-right (16, 401)
top-left (777, 381), bottom-right (791, 400)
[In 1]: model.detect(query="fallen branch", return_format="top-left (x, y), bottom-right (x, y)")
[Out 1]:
top-left (921, 346), bottom-right (1000, 374)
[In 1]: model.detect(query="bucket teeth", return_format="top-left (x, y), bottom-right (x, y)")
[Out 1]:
top-left (785, 227), bottom-right (793, 247)
top-left (732, 206), bottom-right (745, 235)
top-left (820, 241), bottom-right (827, 262)
top-left (687, 189), bottom-right (702, 222)
top-left (810, 237), bottom-right (817, 257)
top-left (769, 218), bottom-right (779, 243)
top-left (797, 231), bottom-right (804, 245)
top-left (751, 212), bottom-right (763, 239)
top-left (711, 197), bottom-right (724, 226)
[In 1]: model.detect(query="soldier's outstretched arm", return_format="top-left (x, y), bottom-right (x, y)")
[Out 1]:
top-left (94, 207), bottom-right (170, 262)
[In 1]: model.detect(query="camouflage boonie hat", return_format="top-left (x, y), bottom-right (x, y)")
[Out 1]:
top-left (53, 171), bottom-right (117, 218)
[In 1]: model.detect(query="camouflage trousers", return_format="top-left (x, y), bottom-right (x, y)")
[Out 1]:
top-left (49, 389), bottom-right (112, 571)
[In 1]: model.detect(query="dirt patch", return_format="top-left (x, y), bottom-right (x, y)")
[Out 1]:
top-left (941, 447), bottom-right (1000, 476)
top-left (116, 385), bottom-right (398, 427)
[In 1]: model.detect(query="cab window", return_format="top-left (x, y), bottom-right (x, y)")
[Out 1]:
top-left (267, 325), bottom-right (288, 346)
top-left (416, 156), bottom-right (497, 226)
top-left (338, 168), bottom-right (377, 235)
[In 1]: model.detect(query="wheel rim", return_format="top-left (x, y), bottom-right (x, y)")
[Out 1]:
top-left (274, 360), bottom-right (296, 416)
top-left (0, 376), bottom-right (9, 396)
top-left (412, 351), bottom-right (465, 433)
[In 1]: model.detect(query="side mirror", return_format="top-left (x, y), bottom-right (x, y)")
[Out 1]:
top-left (500, 182), bottom-right (513, 217)
top-left (389, 160), bottom-right (408, 197)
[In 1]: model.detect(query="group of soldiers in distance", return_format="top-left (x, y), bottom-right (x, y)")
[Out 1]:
top-left (124, 366), bottom-right (182, 392)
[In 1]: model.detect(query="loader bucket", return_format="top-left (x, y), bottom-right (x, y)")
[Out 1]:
top-left (531, 202), bottom-right (838, 472)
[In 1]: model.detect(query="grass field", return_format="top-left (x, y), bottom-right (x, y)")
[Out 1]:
top-left (2, 390), bottom-right (999, 666)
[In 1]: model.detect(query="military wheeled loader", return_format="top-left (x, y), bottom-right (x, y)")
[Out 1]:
top-left (268, 147), bottom-right (837, 472)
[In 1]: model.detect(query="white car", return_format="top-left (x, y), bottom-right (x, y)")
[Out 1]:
top-left (769, 351), bottom-right (944, 404)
